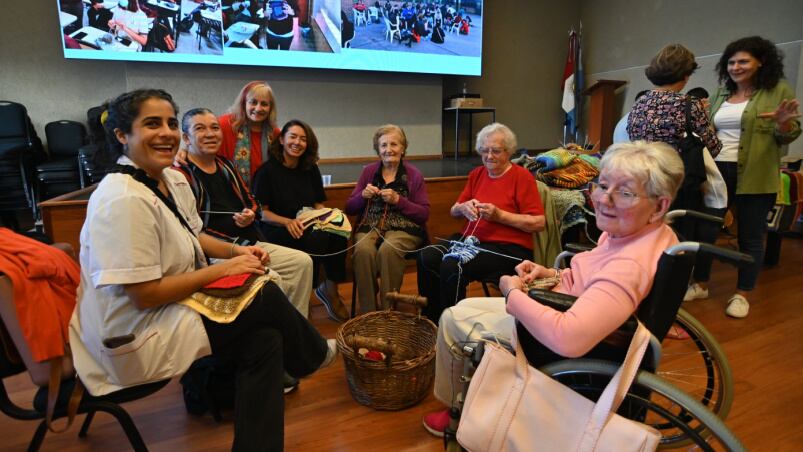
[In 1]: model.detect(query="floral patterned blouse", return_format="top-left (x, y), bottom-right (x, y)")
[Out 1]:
top-left (626, 90), bottom-right (721, 155)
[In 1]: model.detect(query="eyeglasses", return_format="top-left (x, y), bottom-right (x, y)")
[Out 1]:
top-left (478, 148), bottom-right (506, 157)
top-left (588, 181), bottom-right (651, 208)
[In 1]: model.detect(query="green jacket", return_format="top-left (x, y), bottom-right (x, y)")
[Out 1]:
top-left (709, 80), bottom-right (801, 194)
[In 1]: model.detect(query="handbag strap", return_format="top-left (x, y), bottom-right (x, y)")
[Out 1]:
top-left (45, 356), bottom-right (84, 433)
top-left (684, 98), bottom-right (696, 137)
top-left (577, 321), bottom-right (652, 452)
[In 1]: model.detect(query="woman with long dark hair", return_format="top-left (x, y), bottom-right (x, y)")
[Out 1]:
top-left (709, 36), bottom-right (801, 318)
top-left (252, 119), bottom-right (350, 322)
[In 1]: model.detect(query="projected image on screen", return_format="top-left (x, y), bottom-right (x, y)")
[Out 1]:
top-left (61, 0), bottom-right (225, 54)
top-left (57, 0), bottom-right (483, 75)
top-left (221, 0), bottom-right (340, 51)
top-left (342, 1), bottom-right (481, 57)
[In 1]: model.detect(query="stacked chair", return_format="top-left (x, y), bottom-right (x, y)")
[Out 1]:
top-left (0, 101), bottom-right (44, 229)
top-left (36, 120), bottom-right (87, 202)
top-left (77, 105), bottom-right (112, 187)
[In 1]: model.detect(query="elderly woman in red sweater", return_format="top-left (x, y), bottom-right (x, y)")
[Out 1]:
top-left (422, 140), bottom-right (684, 437)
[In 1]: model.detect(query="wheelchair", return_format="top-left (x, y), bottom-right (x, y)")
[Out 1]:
top-left (443, 231), bottom-right (752, 451)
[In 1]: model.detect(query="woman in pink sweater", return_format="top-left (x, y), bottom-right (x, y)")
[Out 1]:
top-left (423, 140), bottom-right (685, 437)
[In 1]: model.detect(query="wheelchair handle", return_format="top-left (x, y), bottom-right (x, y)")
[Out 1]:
top-left (698, 243), bottom-right (755, 267)
top-left (665, 242), bottom-right (754, 267)
top-left (665, 209), bottom-right (724, 224)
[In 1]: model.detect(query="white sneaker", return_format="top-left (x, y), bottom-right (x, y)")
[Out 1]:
top-left (683, 283), bottom-right (709, 302)
top-left (725, 294), bottom-right (750, 318)
top-left (318, 339), bottom-right (339, 369)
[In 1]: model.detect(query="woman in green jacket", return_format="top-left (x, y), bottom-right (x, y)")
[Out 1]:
top-left (710, 36), bottom-right (801, 318)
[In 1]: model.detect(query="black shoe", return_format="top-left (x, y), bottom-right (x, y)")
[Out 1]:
top-left (283, 372), bottom-right (299, 395)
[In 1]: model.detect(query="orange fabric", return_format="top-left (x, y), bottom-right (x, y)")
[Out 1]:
top-left (0, 228), bottom-right (79, 362)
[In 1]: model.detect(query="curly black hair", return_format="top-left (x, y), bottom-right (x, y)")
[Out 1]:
top-left (716, 36), bottom-right (785, 92)
top-left (268, 119), bottom-right (319, 170)
top-left (95, 89), bottom-right (178, 170)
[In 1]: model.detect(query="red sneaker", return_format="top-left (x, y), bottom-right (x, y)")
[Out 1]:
top-left (666, 325), bottom-right (691, 340)
top-left (423, 409), bottom-right (450, 437)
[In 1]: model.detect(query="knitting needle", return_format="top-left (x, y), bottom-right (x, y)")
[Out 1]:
top-left (434, 237), bottom-right (526, 262)
top-left (199, 210), bottom-right (242, 215)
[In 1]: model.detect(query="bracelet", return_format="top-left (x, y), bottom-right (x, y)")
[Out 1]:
top-left (504, 287), bottom-right (520, 304)
top-left (229, 242), bottom-right (236, 258)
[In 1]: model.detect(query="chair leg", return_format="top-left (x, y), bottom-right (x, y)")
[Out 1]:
top-left (481, 281), bottom-right (492, 297)
top-left (27, 420), bottom-right (48, 452)
top-left (92, 402), bottom-right (149, 452)
top-left (79, 410), bottom-right (96, 437)
top-left (350, 271), bottom-right (358, 319)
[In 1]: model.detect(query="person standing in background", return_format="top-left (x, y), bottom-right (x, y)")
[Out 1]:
top-left (709, 36), bottom-right (801, 318)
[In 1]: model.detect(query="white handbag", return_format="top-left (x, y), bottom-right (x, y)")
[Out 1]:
top-left (456, 321), bottom-right (661, 452)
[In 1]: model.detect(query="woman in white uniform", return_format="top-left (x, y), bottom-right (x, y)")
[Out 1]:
top-left (69, 89), bottom-right (336, 452)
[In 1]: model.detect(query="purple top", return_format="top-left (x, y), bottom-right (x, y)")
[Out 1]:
top-left (345, 161), bottom-right (430, 225)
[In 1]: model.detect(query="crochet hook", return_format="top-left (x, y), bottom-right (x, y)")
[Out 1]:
top-left (199, 210), bottom-right (242, 215)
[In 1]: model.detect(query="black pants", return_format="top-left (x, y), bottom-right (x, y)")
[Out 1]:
top-left (263, 225), bottom-right (348, 283)
top-left (717, 162), bottom-right (776, 291)
top-left (202, 281), bottom-right (327, 452)
top-left (417, 234), bottom-right (531, 322)
top-left (689, 205), bottom-right (728, 282)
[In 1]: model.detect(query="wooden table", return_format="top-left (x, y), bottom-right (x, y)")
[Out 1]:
top-left (39, 176), bottom-right (468, 253)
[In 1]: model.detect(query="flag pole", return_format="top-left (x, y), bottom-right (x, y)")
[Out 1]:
top-left (574, 21), bottom-right (583, 144)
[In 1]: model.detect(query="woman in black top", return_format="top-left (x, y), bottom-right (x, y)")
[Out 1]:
top-left (252, 119), bottom-right (349, 322)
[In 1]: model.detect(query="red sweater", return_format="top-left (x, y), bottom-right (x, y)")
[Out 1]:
top-left (456, 164), bottom-right (544, 250)
top-left (218, 113), bottom-right (280, 179)
top-left (0, 229), bottom-right (79, 362)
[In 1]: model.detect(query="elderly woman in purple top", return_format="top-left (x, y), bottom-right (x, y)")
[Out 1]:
top-left (345, 124), bottom-right (430, 314)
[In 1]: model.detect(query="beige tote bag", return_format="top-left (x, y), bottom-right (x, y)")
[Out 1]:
top-left (457, 321), bottom-right (660, 452)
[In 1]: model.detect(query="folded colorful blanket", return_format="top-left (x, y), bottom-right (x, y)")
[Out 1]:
top-left (534, 148), bottom-right (576, 172)
top-left (297, 207), bottom-right (352, 238)
top-left (577, 154), bottom-right (601, 169)
top-left (536, 157), bottom-right (599, 189)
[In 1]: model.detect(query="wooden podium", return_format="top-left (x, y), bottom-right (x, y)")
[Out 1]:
top-left (583, 80), bottom-right (626, 151)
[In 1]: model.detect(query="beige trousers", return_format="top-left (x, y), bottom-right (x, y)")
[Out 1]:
top-left (352, 229), bottom-right (422, 313)
top-left (256, 241), bottom-right (313, 318)
top-left (433, 297), bottom-right (514, 405)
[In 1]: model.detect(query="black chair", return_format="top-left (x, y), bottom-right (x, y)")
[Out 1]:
top-left (0, 275), bottom-right (169, 452)
top-left (77, 106), bottom-right (112, 186)
top-left (36, 120), bottom-right (87, 201)
top-left (0, 101), bottom-right (42, 227)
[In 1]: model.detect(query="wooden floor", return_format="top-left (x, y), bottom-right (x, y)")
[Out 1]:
top-left (2, 234), bottom-right (803, 451)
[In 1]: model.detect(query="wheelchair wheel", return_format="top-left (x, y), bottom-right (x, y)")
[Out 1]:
top-left (540, 359), bottom-right (744, 451)
top-left (658, 308), bottom-right (734, 420)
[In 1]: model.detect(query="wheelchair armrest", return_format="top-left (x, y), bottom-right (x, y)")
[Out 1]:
top-left (527, 288), bottom-right (577, 312)
top-left (527, 288), bottom-right (638, 348)
top-left (565, 243), bottom-right (594, 253)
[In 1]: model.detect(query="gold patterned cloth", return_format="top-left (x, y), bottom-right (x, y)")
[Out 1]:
top-left (179, 273), bottom-right (276, 323)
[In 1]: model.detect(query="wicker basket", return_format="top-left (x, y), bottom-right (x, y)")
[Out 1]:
top-left (336, 293), bottom-right (437, 410)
